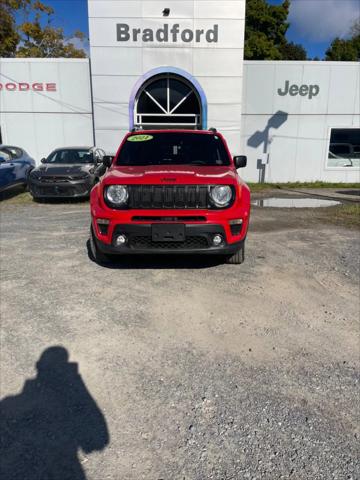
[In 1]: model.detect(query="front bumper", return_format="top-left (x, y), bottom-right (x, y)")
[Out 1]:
top-left (29, 178), bottom-right (93, 198)
top-left (95, 223), bottom-right (245, 255)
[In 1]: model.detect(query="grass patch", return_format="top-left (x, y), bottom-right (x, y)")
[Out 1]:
top-left (248, 182), bottom-right (360, 192)
top-left (319, 203), bottom-right (360, 229)
top-left (0, 190), bottom-right (35, 206)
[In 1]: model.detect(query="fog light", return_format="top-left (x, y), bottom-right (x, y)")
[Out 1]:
top-left (229, 219), bottom-right (243, 225)
top-left (212, 234), bottom-right (223, 246)
top-left (115, 234), bottom-right (127, 246)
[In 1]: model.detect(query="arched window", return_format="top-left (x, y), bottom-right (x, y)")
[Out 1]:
top-left (134, 74), bottom-right (202, 130)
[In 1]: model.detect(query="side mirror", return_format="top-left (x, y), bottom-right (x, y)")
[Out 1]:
top-left (103, 155), bottom-right (114, 168)
top-left (233, 155), bottom-right (247, 169)
top-left (40, 158), bottom-right (46, 164)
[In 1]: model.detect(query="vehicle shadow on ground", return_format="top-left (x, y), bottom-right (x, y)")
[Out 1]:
top-left (0, 189), bottom-right (89, 205)
top-left (86, 240), bottom-right (226, 269)
top-left (34, 197), bottom-right (89, 205)
top-left (0, 346), bottom-right (109, 480)
top-left (0, 185), bottom-right (27, 201)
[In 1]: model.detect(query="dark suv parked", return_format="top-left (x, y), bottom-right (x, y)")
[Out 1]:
top-left (29, 147), bottom-right (106, 200)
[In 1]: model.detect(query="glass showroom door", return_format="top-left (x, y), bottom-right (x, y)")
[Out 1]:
top-left (134, 74), bottom-right (202, 130)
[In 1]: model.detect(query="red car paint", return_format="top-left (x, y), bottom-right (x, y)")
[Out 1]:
top-left (90, 130), bottom-right (250, 261)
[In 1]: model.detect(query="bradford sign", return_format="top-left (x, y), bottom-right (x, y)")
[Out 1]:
top-left (116, 23), bottom-right (219, 43)
top-left (0, 82), bottom-right (57, 92)
top-left (277, 81), bottom-right (320, 99)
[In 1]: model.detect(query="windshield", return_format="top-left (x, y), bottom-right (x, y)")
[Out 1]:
top-left (45, 149), bottom-right (93, 164)
top-left (0, 146), bottom-right (23, 159)
top-left (116, 133), bottom-right (230, 167)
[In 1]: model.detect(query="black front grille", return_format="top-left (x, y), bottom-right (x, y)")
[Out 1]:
top-left (128, 185), bottom-right (209, 209)
top-left (129, 236), bottom-right (209, 250)
top-left (33, 184), bottom-right (88, 196)
top-left (38, 176), bottom-right (72, 183)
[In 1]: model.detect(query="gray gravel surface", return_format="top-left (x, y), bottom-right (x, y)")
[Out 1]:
top-left (0, 201), bottom-right (359, 480)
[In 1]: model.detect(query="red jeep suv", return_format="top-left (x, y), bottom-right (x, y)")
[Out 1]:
top-left (89, 130), bottom-right (250, 265)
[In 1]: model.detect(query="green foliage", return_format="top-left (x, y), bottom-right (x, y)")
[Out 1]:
top-left (325, 20), bottom-right (360, 61)
top-left (326, 38), bottom-right (359, 61)
top-left (245, 0), bottom-right (306, 60)
top-left (0, 0), bottom-right (87, 58)
top-left (245, 31), bottom-right (282, 60)
top-left (0, 0), bottom-right (20, 56)
top-left (279, 41), bottom-right (307, 60)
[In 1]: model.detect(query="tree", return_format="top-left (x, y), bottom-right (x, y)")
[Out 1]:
top-left (244, 0), bottom-right (308, 60)
top-left (325, 20), bottom-right (360, 61)
top-left (16, 26), bottom-right (87, 58)
top-left (279, 41), bottom-right (307, 60)
top-left (244, 0), bottom-right (307, 60)
top-left (1, 0), bottom-right (87, 58)
top-left (0, 1), bottom-right (21, 56)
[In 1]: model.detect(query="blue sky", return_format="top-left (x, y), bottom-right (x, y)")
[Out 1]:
top-left (42, 0), bottom-right (89, 36)
top-left (25, 0), bottom-right (360, 59)
top-left (268, 0), bottom-right (360, 58)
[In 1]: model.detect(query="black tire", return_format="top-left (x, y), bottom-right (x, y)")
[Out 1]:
top-left (89, 226), bottom-right (112, 265)
top-left (225, 243), bottom-right (245, 265)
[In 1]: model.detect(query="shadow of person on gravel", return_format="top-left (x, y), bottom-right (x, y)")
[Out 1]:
top-left (0, 346), bottom-right (109, 480)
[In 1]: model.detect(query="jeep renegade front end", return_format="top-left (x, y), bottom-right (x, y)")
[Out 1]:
top-left (89, 130), bottom-right (250, 264)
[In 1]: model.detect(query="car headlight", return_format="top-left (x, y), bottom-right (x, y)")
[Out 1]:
top-left (209, 185), bottom-right (233, 208)
top-left (105, 185), bottom-right (128, 206)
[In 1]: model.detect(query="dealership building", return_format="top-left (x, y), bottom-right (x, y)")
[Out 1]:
top-left (0, 0), bottom-right (359, 182)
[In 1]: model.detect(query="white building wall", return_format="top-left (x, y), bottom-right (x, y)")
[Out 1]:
top-left (88, 0), bottom-right (246, 155)
top-left (241, 61), bottom-right (360, 183)
top-left (0, 55), bottom-right (359, 183)
top-left (0, 58), bottom-right (94, 163)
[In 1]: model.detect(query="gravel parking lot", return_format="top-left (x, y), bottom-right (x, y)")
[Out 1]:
top-left (0, 197), bottom-right (359, 480)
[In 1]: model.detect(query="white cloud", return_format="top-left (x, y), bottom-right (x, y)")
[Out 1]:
top-left (66, 36), bottom-right (90, 55)
top-left (289, 0), bottom-right (360, 42)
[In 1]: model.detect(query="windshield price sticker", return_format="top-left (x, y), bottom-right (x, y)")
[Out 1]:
top-left (127, 135), bottom-right (154, 143)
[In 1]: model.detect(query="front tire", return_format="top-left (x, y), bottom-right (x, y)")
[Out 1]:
top-left (225, 243), bottom-right (245, 265)
top-left (89, 226), bottom-right (112, 265)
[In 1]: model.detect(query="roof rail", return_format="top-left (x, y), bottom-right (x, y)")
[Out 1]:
top-left (209, 127), bottom-right (217, 133)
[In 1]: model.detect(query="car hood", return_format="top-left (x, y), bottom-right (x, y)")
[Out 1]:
top-left (104, 165), bottom-right (239, 185)
top-left (33, 164), bottom-right (94, 176)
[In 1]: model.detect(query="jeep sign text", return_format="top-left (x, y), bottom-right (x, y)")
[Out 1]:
top-left (277, 80), bottom-right (320, 99)
top-left (116, 23), bottom-right (219, 43)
